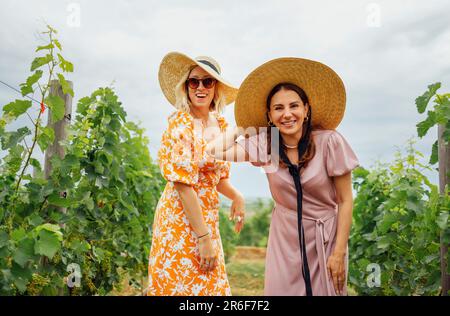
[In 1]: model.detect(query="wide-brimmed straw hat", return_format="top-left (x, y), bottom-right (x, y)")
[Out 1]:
top-left (158, 52), bottom-right (238, 106)
top-left (234, 57), bottom-right (346, 130)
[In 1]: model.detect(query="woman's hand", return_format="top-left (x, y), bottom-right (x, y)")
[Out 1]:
top-left (230, 194), bottom-right (245, 233)
top-left (326, 250), bottom-right (346, 295)
top-left (198, 235), bottom-right (218, 272)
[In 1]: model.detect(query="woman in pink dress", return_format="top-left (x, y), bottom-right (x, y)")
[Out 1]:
top-left (206, 57), bottom-right (359, 296)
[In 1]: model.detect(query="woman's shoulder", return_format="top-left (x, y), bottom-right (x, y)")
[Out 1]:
top-left (167, 110), bottom-right (193, 130)
top-left (312, 129), bottom-right (352, 153)
top-left (312, 129), bottom-right (344, 142)
top-left (312, 128), bottom-right (336, 136)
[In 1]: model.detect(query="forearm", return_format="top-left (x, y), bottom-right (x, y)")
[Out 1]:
top-left (206, 127), bottom-right (239, 159)
top-left (216, 178), bottom-right (242, 201)
top-left (333, 199), bottom-right (353, 255)
top-left (174, 182), bottom-right (209, 237)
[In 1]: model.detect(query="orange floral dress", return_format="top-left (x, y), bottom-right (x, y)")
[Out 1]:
top-left (147, 110), bottom-right (232, 296)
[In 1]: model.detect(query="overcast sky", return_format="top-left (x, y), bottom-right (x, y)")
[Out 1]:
top-left (1, 0), bottom-right (449, 198)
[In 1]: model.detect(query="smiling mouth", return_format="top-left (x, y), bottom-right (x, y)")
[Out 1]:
top-left (281, 120), bottom-right (297, 127)
top-left (195, 93), bottom-right (208, 99)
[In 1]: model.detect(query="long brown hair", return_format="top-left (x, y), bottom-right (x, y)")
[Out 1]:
top-left (266, 83), bottom-right (316, 169)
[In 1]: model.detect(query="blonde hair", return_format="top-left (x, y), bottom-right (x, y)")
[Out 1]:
top-left (174, 66), bottom-right (227, 114)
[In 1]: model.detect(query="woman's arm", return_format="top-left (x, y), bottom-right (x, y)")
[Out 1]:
top-left (173, 182), bottom-right (217, 272)
top-left (206, 127), bottom-right (249, 162)
top-left (333, 172), bottom-right (353, 254)
top-left (216, 178), bottom-right (245, 233)
top-left (173, 182), bottom-right (209, 236)
top-left (326, 171), bottom-right (354, 295)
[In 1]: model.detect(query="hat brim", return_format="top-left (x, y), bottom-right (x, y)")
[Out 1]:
top-left (158, 52), bottom-right (238, 106)
top-left (234, 57), bottom-right (346, 130)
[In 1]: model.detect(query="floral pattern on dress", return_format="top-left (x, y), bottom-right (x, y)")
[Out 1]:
top-left (147, 110), bottom-right (231, 296)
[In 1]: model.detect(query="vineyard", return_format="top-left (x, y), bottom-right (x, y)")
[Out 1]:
top-left (0, 26), bottom-right (449, 296)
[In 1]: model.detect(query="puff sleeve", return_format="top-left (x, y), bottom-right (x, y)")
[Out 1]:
top-left (325, 130), bottom-right (359, 177)
top-left (157, 111), bottom-right (201, 185)
top-left (219, 161), bottom-right (231, 180)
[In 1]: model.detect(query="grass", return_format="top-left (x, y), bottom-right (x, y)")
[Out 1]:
top-left (226, 259), bottom-right (265, 296)
top-left (226, 246), bottom-right (266, 296)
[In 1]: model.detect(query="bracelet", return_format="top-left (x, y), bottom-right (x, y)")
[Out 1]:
top-left (198, 232), bottom-right (210, 240)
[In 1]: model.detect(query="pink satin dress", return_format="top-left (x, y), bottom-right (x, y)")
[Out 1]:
top-left (236, 129), bottom-right (359, 296)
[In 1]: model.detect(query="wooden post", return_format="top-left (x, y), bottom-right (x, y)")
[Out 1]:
top-left (438, 124), bottom-right (450, 296)
top-left (43, 79), bottom-right (73, 296)
top-left (44, 79), bottom-right (73, 211)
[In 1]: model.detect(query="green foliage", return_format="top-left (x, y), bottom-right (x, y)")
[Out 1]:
top-left (415, 82), bottom-right (450, 164)
top-left (236, 199), bottom-right (273, 248)
top-left (219, 198), bottom-right (273, 263)
top-left (20, 71), bottom-right (43, 96)
top-left (45, 95), bottom-right (65, 122)
top-left (2, 100), bottom-right (32, 118)
top-left (0, 25), bottom-right (165, 295)
top-left (348, 140), bottom-right (449, 295)
top-left (219, 198), bottom-right (273, 253)
top-left (219, 209), bottom-right (238, 263)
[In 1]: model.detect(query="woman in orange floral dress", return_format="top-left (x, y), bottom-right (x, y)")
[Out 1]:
top-left (147, 52), bottom-right (245, 296)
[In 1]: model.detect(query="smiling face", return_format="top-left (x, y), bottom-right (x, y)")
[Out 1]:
top-left (268, 88), bottom-right (309, 137)
top-left (187, 66), bottom-right (215, 110)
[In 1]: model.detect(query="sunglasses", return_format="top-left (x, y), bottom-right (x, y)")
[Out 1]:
top-left (186, 77), bottom-right (217, 89)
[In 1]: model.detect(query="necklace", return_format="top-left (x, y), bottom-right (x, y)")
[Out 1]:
top-left (284, 143), bottom-right (298, 149)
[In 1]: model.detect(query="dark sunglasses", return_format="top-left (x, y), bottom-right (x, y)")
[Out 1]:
top-left (186, 77), bottom-right (217, 89)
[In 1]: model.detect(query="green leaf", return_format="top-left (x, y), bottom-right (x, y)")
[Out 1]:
top-left (30, 54), bottom-right (53, 71)
top-left (36, 223), bottom-right (63, 239)
top-left (377, 212), bottom-right (398, 234)
top-left (47, 193), bottom-right (73, 208)
top-left (415, 82), bottom-right (441, 114)
top-left (416, 111), bottom-right (436, 137)
top-left (19, 70), bottom-right (43, 96)
top-left (12, 238), bottom-right (35, 268)
top-left (69, 239), bottom-right (91, 252)
top-left (57, 53), bottom-right (74, 73)
top-left (30, 158), bottom-right (42, 171)
top-left (85, 197), bottom-right (94, 211)
top-left (35, 43), bottom-right (54, 52)
top-left (11, 227), bottom-right (26, 242)
top-left (94, 160), bottom-right (104, 174)
top-left (429, 140), bottom-right (438, 165)
top-left (34, 229), bottom-right (61, 259)
top-left (37, 126), bottom-right (55, 152)
top-left (11, 263), bottom-right (32, 293)
top-left (46, 24), bottom-right (58, 34)
top-left (61, 154), bottom-right (79, 174)
top-left (3, 144), bottom-right (25, 173)
top-left (377, 235), bottom-right (394, 249)
top-left (45, 95), bottom-right (65, 122)
top-left (437, 211), bottom-right (449, 230)
top-left (92, 246), bottom-right (106, 261)
top-left (57, 73), bottom-right (74, 97)
top-left (53, 39), bottom-right (62, 50)
top-left (2, 99), bottom-right (32, 118)
top-left (0, 231), bottom-right (9, 247)
top-left (1, 127), bottom-right (31, 150)
top-left (28, 214), bottom-right (44, 227)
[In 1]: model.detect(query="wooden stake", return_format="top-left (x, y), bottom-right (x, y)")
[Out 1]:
top-left (438, 124), bottom-right (450, 296)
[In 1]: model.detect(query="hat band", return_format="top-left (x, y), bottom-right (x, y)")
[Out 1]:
top-left (197, 60), bottom-right (220, 75)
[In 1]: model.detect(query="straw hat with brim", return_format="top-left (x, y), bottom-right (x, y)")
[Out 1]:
top-left (234, 57), bottom-right (346, 130)
top-left (158, 52), bottom-right (238, 106)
